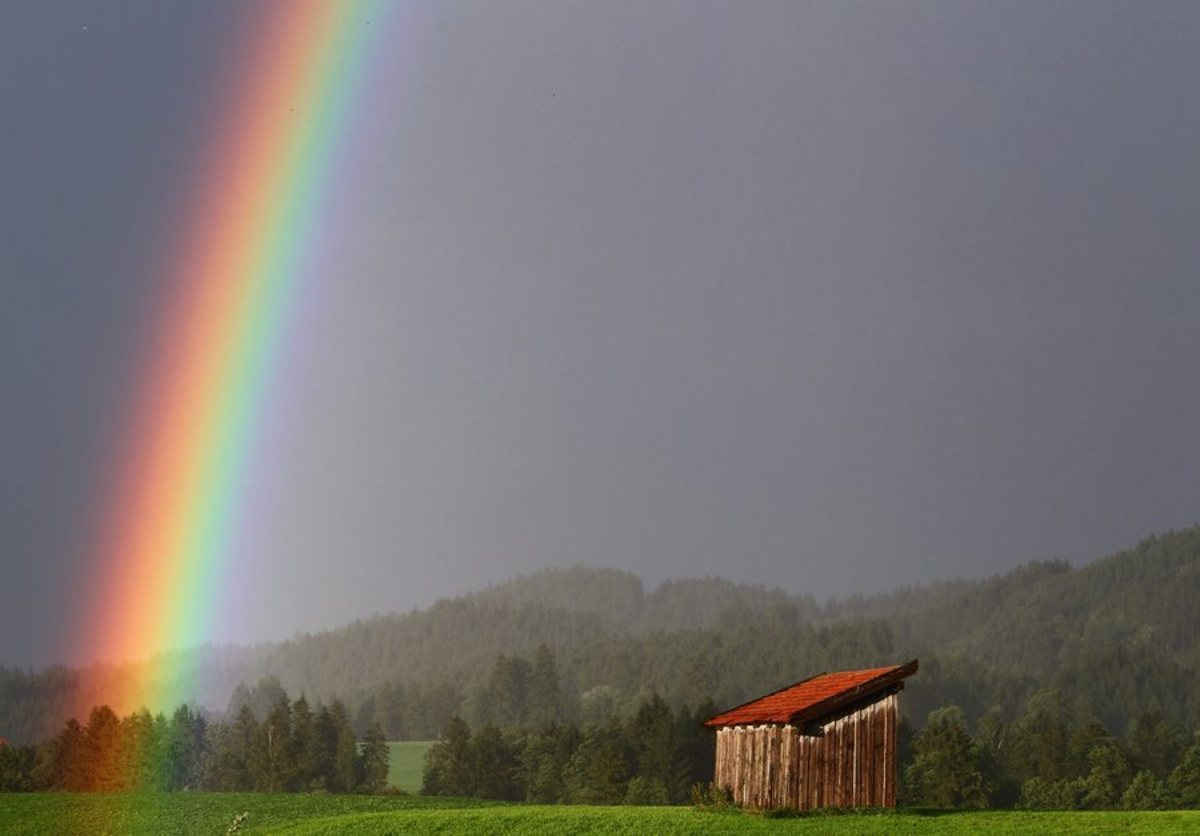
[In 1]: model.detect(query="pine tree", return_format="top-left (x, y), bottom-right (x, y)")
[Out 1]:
top-left (233, 703), bottom-right (263, 791)
top-left (564, 723), bottom-right (629, 804)
top-left (165, 704), bottom-right (206, 790)
top-left (205, 705), bottom-right (260, 790)
top-left (333, 721), bottom-right (359, 792)
top-left (627, 694), bottom-right (690, 802)
top-left (311, 705), bottom-right (338, 791)
top-left (84, 705), bottom-right (124, 791)
top-left (358, 722), bottom-right (390, 793)
top-left (431, 715), bottom-right (475, 797)
top-left (288, 695), bottom-right (316, 790)
top-left (517, 731), bottom-right (563, 803)
top-left (50, 718), bottom-right (88, 790)
top-left (258, 696), bottom-right (293, 791)
top-left (472, 725), bottom-right (520, 800)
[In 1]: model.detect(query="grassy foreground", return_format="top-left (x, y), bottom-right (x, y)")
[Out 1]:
top-left (1, 794), bottom-right (1199, 835)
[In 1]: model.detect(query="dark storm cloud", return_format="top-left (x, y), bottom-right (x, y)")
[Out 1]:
top-left (2, 1), bottom-right (1198, 665)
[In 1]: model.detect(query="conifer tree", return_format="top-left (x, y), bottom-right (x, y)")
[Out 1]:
top-left (472, 724), bottom-right (520, 800)
top-left (358, 723), bottom-right (390, 793)
top-left (334, 724), bottom-right (359, 791)
top-left (258, 695), bottom-right (293, 791)
top-left (311, 705), bottom-right (338, 791)
top-left (84, 705), bottom-right (123, 791)
top-left (288, 695), bottom-right (316, 791)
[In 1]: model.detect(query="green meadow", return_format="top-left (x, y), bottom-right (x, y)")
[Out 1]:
top-left (2, 795), bottom-right (1199, 835)
top-left (385, 740), bottom-right (433, 793)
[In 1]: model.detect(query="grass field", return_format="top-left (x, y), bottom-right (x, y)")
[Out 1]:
top-left (2, 794), bottom-right (1199, 835)
top-left (385, 740), bottom-right (433, 793)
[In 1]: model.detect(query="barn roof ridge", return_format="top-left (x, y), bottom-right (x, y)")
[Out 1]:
top-left (703, 659), bottom-right (918, 728)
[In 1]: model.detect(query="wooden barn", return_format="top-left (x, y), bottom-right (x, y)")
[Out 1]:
top-left (704, 659), bottom-right (918, 810)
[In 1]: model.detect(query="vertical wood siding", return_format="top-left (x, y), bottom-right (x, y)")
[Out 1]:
top-left (713, 692), bottom-right (898, 809)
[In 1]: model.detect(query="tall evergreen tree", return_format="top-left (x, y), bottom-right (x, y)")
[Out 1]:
top-left (627, 694), bottom-right (689, 802)
top-left (564, 722), bottom-right (629, 804)
top-left (472, 725), bottom-right (520, 800)
top-left (258, 696), bottom-right (293, 791)
top-left (311, 705), bottom-right (338, 791)
top-left (288, 695), bottom-right (316, 791)
top-left (358, 723), bottom-right (390, 793)
top-left (425, 715), bottom-right (475, 797)
top-left (331, 700), bottom-right (359, 793)
top-left (164, 704), bottom-right (206, 790)
top-left (84, 705), bottom-right (124, 791)
top-left (49, 718), bottom-right (88, 791)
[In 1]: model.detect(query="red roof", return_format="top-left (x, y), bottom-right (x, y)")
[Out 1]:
top-left (704, 660), bottom-right (918, 727)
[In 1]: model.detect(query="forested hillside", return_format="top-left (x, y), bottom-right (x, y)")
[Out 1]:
top-left (3, 526), bottom-right (1199, 746)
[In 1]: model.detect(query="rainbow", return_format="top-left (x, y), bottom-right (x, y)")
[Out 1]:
top-left (77, 1), bottom-right (389, 713)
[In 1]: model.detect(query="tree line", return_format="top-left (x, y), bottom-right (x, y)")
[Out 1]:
top-left (417, 685), bottom-right (1200, 810)
top-left (7, 527), bottom-right (1200, 750)
top-left (0, 686), bottom-right (388, 794)
top-left (420, 694), bottom-right (716, 805)
top-left (7, 676), bottom-right (1200, 811)
top-left (904, 690), bottom-right (1200, 810)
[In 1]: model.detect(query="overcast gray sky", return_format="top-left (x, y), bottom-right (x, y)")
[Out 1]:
top-left (3, 1), bottom-right (1199, 667)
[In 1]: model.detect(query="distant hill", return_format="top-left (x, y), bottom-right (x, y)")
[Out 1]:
top-left (3, 525), bottom-right (1199, 744)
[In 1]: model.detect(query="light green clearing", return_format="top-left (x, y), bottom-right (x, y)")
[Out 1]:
top-left (385, 740), bottom-right (433, 792)
top-left (1, 794), bottom-right (1198, 835)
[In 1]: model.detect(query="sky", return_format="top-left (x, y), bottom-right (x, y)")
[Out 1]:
top-left (2, 1), bottom-right (1199, 668)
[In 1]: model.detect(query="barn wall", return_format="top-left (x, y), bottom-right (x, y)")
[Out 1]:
top-left (713, 692), bottom-right (897, 809)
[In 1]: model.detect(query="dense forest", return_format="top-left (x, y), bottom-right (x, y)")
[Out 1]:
top-left (0, 685), bottom-right (391, 794)
top-left (7, 654), bottom-right (1200, 810)
top-left (5, 525), bottom-right (1199, 745)
top-left (2, 525), bottom-right (1200, 807)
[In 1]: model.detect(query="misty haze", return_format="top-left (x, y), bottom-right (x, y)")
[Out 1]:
top-left (2, 0), bottom-right (1199, 829)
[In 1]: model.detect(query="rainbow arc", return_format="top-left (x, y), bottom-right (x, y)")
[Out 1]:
top-left (79, 1), bottom-right (388, 713)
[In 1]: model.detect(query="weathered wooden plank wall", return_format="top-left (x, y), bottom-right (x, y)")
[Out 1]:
top-left (713, 692), bottom-right (898, 809)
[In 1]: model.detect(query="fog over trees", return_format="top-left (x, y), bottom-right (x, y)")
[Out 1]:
top-left (4, 527), bottom-right (1200, 808)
